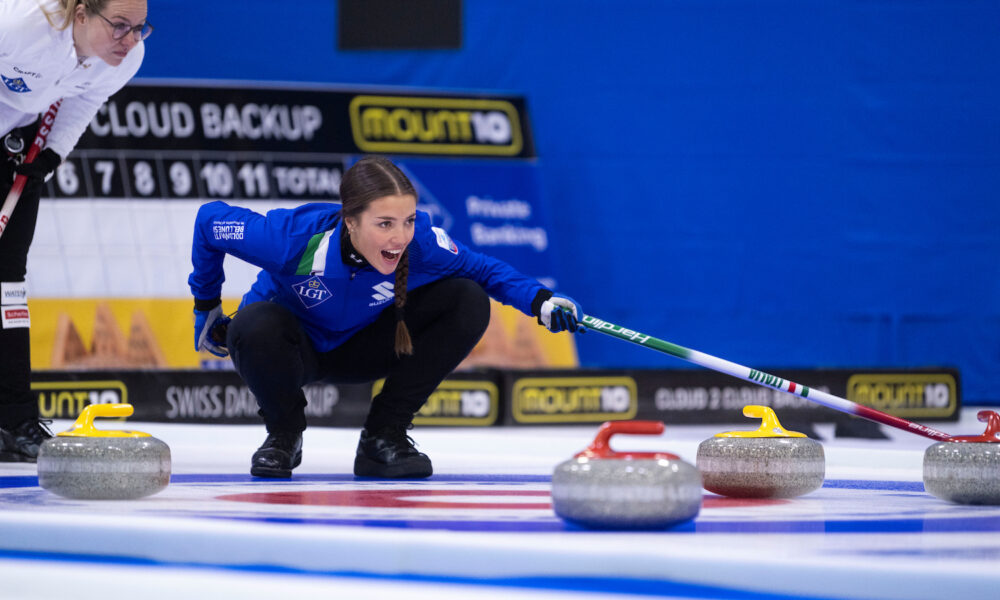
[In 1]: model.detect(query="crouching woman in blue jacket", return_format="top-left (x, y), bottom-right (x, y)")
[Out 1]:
top-left (189, 156), bottom-right (583, 478)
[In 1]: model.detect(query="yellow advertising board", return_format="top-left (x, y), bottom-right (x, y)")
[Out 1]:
top-left (29, 298), bottom-right (577, 370)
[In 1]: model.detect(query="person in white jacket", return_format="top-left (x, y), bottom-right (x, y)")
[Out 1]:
top-left (0, 0), bottom-right (149, 462)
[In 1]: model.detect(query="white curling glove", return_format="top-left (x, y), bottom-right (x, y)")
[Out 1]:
top-left (535, 292), bottom-right (585, 333)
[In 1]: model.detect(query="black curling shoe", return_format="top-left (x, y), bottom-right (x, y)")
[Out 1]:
top-left (250, 431), bottom-right (303, 478)
top-left (354, 425), bottom-right (432, 478)
top-left (0, 419), bottom-right (53, 463)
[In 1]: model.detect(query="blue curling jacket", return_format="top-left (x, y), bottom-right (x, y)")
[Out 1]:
top-left (188, 201), bottom-right (547, 352)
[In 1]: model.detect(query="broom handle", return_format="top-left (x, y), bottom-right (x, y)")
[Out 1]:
top-left (581, 314), bottom-right (953, 441)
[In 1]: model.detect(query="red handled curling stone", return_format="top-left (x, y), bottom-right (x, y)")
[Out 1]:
top-left (551, 421), bottom-right (702, 529)
top-left (38, 404), bottom-right (171, 500)
top-left (923, 410), bottom-right (1000, 505)
top-left (697, 405), bottom-right (824, 499)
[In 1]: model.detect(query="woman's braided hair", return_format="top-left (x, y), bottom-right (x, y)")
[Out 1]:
top-left (340, 156), bottom-right (417, 356)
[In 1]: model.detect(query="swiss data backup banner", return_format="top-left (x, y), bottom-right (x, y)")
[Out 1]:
top-left (28, 81), bottom-right (575, 371)
top-left (29, 370), bottom-right (502, 427)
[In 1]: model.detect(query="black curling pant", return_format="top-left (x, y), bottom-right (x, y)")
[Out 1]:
top-left (226, 277), bottom-right (490, 433)
top-left (0, 122), bottom-right (43, 429)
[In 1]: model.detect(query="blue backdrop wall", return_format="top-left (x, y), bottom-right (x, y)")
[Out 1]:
top-left (137, 1), bottom-right (999, 403)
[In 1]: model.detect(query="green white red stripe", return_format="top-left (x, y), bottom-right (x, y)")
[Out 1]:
top-left (295, 229), bottom-right (334, 276)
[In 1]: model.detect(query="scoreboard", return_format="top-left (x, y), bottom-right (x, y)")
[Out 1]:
top-left (49, 82), bottom-right (534, 203)
top-left (47, 148), bottom-right (345, 201)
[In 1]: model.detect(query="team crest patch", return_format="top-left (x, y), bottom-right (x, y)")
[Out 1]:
top-left (432, 226), bottom-right (458, 254)
top-left (292, 276), bottom-right (332, 308)
top-left (1, 74), bottom-right (31, 93)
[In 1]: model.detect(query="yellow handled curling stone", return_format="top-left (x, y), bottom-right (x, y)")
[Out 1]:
top-left (696, 405), bottom-right (825, 498)
top-left (37, 403), bottom-right (171, 500)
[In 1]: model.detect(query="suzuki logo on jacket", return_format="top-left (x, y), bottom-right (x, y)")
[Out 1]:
top-left (370, 282), bottom-right (394, 305)
top-left (293, 276), bottom-right (332, 308)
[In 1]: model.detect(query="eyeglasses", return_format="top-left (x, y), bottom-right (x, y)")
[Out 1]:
top-left (95, 12), bottom-right (154, 42)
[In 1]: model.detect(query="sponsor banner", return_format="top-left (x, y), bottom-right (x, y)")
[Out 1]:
top-left (394, 160), bottom-right (558, 289)
top-left (28, 298), bottom-right (577, 372)
top-left (30, 371), bottom-right (371, 426)
top-left (638, 369), bottom-right (840, 425)
top-left (29, 370), bottom-right (502, 427)
top-left (349, 95), bottom-right (525, 156)
top-left (373, 371), bottom-right (503, 426)
top-left (28, 298), bottom-right (241, 370)
top-left (504, 368), bottom-right (960, 426)
top-left (28, 367), bottom-right (959, 427)
top-left (34, 380), bottom-right (128, 420)
top-left (72, 81), bottom-right (534, 155)
top-left (638, 368), bottom-right (960, 425)
top-left (507, 373), bottom-right (639, 424)
top-left (846, 373), bottom-right (958, 418)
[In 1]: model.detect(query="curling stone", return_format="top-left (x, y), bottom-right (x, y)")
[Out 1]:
top-left (38, 403), bottom-right (171, 500)
top-left (551, 420), bottom-right (702, 529)
top-left (697, 405), bottom-right (824, 498)
top-left (923, 410), bottom-right (1000, 505)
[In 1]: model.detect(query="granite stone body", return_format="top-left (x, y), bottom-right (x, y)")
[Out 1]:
top-left (923, 442), bottom-right (1000, 505)
top-left (551, 456), bottom-right (702, 529)
top-left (38, 436), bottom-right (171, 500)
top-left (697, 437), bottom-right (825, 498)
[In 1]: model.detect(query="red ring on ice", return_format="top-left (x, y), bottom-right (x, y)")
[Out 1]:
top-left (216, 489), bottom-right (787, 510)
top-left (218, 489), bottom-right (552, 510)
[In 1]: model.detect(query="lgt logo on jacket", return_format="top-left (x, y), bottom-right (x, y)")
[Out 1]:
top-left (1, 74), bottom-right (31, 93)
top-left (292, 276), bottom-right (332, 308)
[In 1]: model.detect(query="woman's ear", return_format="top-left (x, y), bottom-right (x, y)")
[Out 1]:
top-left (75, 3), bottom-right (88, 25)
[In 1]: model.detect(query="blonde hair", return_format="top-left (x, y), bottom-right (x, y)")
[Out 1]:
top-left (41, 0), bottom-right (107, 30)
